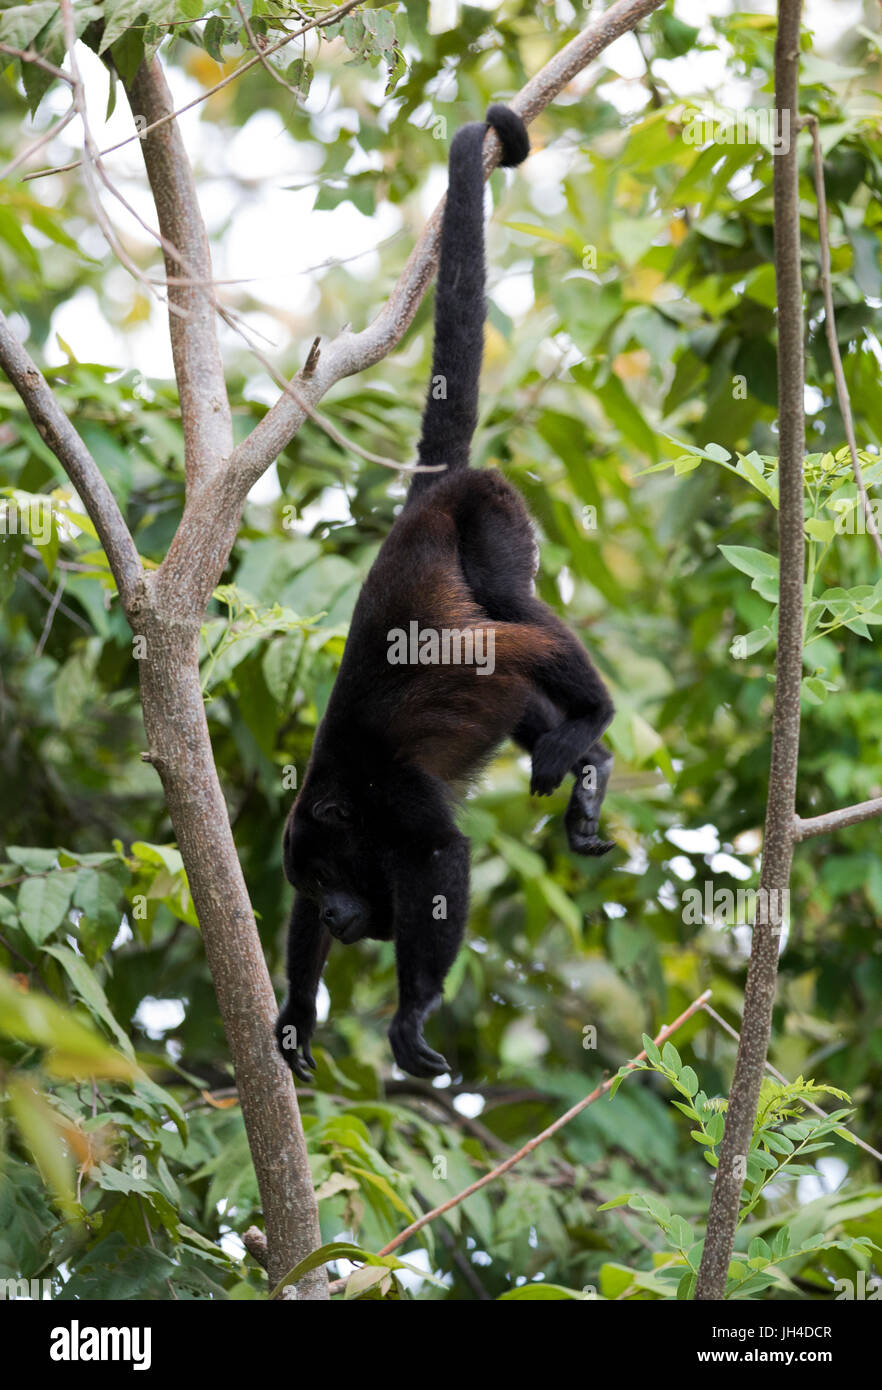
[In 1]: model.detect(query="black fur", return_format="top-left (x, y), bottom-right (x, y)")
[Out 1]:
top-left (276, 107), bottom-right (614, 1082)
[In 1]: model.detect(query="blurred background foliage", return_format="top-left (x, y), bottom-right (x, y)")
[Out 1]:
top-left (1, 0), bottom-right (882, 1300)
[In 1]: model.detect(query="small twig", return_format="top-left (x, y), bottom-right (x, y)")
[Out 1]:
top-left (18, 566), bottom-right (93, 633)
top-left (702, 1001), bottom-right (882, 1165)
top-left (634, 27), bottom-right (663, 109)
top-left (0, 931), bottom-right (61, 998)
top-left (23, 0), bottom-right (364, 182)
top-left (793, 795), bottom-right (882, 841)
top-left (243, 1225), bottom-right (269, 1269)
top-left (0, 41), bottom-right (74, 84)
top-left (34, 573), bottom-right (65, 656)
top-left (326, 988), bottom-right (712, 1295)
top-left (235, 0), bottom-right (309, 102)
top-left (805, 114), bottom-right (882, 564)
top-left (302, 336), bottom-right (321, 378)
top-left (413, 1189), bottom-right (492, 1300)
top-left (0, 106), bottom-right (76, 183)
top-left (58, 0), bottom-right (176, 315)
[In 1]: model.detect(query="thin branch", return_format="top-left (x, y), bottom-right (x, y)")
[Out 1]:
top-left (243, 1225), bottom-right (269, 1269)
top-left (695, 0), bottom-right (805, 1302)
top-left (229, 0), bottom-right (669, 499)
top-left (34, 573), bottom-right (65, 656)
top-left (0, 106), bottom-right (76, 183)
top-left (18, 566), bottom-right (93, 633)
top-left (0, 314), bottom-right (144, 612)
top-left (0, 41), bottom-right (74, 84)
top-left (805, 114), bottom-right (882, 564)
top-left (23, 0), bottom-right (364, 183)
top-left (793, 795), bottom-right (882, 841)
top-left (124, 57), bottom-right (233, 482)
top-left (119, 66), bottom-right (407, 479)
top-left (702, 1002), bottom-right (882, 1165)
top-left (58, 0), bottom-right (175, 320)
top-left (326, 989), bottom-right (712, 1296)
top-left (235, 0), bottom-right (308, 103)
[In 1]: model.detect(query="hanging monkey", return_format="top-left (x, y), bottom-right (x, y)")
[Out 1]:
top-left (277, 106), bottom-right (614, 1080)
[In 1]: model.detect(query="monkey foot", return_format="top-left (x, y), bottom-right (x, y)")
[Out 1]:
top-left (389, 1015), bottom-right (450, 1078)
top-left (566, 815), bottom-right (615, 857)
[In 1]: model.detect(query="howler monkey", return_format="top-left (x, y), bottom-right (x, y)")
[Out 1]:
top-left (276, 106), bottom-right (614, 1081)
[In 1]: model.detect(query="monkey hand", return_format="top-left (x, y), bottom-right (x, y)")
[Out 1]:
top-left (389, 1010), bottom-right (450, 1079)
top-left (275, 999), bottom-right (318, 1083)
top-left (530, 728), bottom-right (577, 797)
top-left (565, 807), bottom-right (615, 857)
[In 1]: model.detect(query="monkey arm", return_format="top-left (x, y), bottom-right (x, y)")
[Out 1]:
top-left (275, 894), bottom-right (331, 1082)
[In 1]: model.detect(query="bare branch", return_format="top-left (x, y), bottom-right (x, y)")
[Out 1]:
top-left (695, 0), bottom-right (805, 1302)
top-left (805, 114), bottom-right (882, 564)
top-left (34, 572), bottom-right (65, 657)
top-left (59, 0), bottom-right (173, 317)
top-left (229, 0), bottom-right (669, 497)
top-left (0, 41), bottom-right (74, 84)
top-left (321, 990), bottom-right (712, 1298)
top-left (794, 795), bottom-right (882, 841)
top-left (124, 58), bottom-right (233, 482)
top-left (19, 566), bottom-right (92, 633)
top-left (24, 0), bottom-right (364, 183)
top-left (0, 106), bottom-right (76, 183)
top-left (242, 1225), bottom-right (269, 1269)
top-left (235, 0), bottom-right (310, 103)
top-left (0, 313), bottom-right (144, 611)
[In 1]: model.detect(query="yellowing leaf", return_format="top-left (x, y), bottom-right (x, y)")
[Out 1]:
top-left (612, 349), bottom-right (651, 382)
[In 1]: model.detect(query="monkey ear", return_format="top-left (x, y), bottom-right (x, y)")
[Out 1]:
top-left (312, 797), bottom-right (351, 827)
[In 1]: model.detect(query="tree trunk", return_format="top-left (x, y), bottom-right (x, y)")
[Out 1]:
top-left (694, 0), bottom-right (805, 1300)
top-left (136, 598), bottom-right (327, 1298)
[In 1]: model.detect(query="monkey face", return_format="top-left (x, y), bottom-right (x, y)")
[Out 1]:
top-left (315, 888), bottom-right (369, 943)
top-left (282, 792), bottom-right (391, 944)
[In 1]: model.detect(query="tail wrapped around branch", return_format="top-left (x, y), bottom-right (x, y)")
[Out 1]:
top-left (408, 105), bottom-right (530, 504)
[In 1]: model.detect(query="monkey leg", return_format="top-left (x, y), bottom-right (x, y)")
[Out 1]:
top-left (514, 692), bottom-right (614, 856)
top-left (386, 832), bottom-right (469, 1079)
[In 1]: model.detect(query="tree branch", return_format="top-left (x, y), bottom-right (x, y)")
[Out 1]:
top-left (124, 58), bottom-right (233, 484)
top-left (695, 0), bottom-right (805, 1302)
top-left (804, 114), bottom-right (882, 564)
top-left (0, 312), bottom-right (144, 612)
top-left (793, 795), bottom-right (882, 841)
top-left (0, 106), bottom-right (76, 183)
top-left (227, 0), bottom-right (669, 499)
top-left (24, 0), bottom-right (364, 183)
top-left (326, 989), bottom-right (712, 1297)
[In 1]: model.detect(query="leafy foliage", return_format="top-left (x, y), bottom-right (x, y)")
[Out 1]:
top-left (1, 3), bottom-right (882, 1300)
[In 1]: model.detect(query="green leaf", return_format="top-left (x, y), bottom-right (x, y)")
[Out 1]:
top-left (17, 872), bottom-right (74, 945)
top-left (8, 1076), bottom-right (75, 1210)
top-left (679, 1066), bottom-right (699, 1097)
top-left (719, 545), bottom-right (779, 583)
top-left (661, 1041), bottom-right (682, 1073)
top-left (42, 944), bottom-right (134, 1057)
